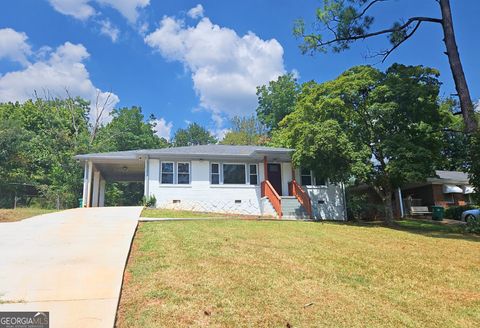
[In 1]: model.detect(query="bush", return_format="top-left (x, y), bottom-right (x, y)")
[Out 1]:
top-left (346, 192), bottom-right (385, 221)
top-left (142, 195), bottom-right (157, 208)
top-left (445, 205), bottom-right (478, 221)
top-left (466, 215), bottom-right (480, 234)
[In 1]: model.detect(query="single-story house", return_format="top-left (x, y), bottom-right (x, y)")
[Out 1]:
top-left (349, 170), bottom-right (476, 219)
top-left (75, 145), bottom-right (347, 220)
top-left (401, 170), bottom-right (475, 211)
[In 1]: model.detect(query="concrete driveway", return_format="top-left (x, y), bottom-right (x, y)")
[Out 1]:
top-left (0, 206), bottom-right (142, 328)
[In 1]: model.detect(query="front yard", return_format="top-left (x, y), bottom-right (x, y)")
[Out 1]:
top-left (116, 220), bottom-right (480, 327)
top-left (0, 208), bottom-right (57, 223)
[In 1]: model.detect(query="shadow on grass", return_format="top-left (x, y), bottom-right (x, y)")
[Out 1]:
top-left (321, 219), bottom-right (480, 242)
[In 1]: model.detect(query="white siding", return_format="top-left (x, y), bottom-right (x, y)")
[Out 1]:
top-left (293, 168), bottom-right (346, 221)
top-left (148, 159), bottom-right (263, 215)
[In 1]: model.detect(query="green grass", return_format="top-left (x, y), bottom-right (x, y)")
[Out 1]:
top-left (117, 220), bottom-right (480, 328)
top-left (0, 208), bottom-right (57, 223)
top-left (395, 219), bottom-right (465, 234)
top-left (141, 208), bottom-right (259, 219)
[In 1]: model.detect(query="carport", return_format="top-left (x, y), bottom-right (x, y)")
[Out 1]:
top-left (75, 151), bottom-right (146, 207)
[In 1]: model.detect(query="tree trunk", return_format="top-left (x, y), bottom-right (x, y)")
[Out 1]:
top-left (439, 0), bottom-right (478, 133)
top-left (382, 188), bottom-right (394, 226)
top-left (373, 184), bottom-right (395, 226)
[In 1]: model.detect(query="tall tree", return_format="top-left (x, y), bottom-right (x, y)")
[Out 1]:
top-left (172, 122), bottom-right (217, 147)
top-left (273, 64), bottom-right (445, 224)
top-left (294, 0), bottom-right (477, 133)
top-left (94, 107), bottom-right (169, 151)
top-left (256, 73), bottom-right (300, 131)
top-left (221, 116), bottom-right (269, 145)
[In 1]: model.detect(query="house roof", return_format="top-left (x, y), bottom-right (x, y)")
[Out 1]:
top-left (75, 145), bottom-right (293, 162)
top-left (429, 170), bottom-right (469, 184)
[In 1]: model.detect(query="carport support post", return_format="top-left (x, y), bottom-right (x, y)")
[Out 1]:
top-left (92, 169), bottom-right (101, 207)
top-left (263, 156), bottom-right (268, 181)
top-left (99, 178), bottom-right (106, 207)
top-left (86, 161), bottom-right (93, 208)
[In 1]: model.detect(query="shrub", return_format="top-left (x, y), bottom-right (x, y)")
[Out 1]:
top-left (466, 215), bottom-right (480, 234)
top-left (142, 195), bottom-right (157, 208)
top-left (445, 205), bottom-right (478, 220)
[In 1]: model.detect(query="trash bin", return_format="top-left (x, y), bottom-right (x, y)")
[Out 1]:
top-left (431, 206), bottom-right (444, 221)
top-left (78, 198), bottom-right (83, 208)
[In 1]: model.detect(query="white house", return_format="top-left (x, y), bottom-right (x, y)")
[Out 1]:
top-left (75, 145), bottom-right (346, 220)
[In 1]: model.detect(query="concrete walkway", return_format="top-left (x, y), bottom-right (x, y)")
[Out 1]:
top-left (0, 206), bottom-right (142, 328)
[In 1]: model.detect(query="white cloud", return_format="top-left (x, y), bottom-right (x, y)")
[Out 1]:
top-left (187, 4), bottom-right (204, 19)
top-left (0, 32), bottom-right (119, 124)
top-left (47, 0), bottom-right (150, 23)
top-left (152, 117), bottom-right (173, 140)
top-left (99, 19), bottom-right (120, 42)
top-left (48, 0), bottom-right (96, 20)
top-left (0, 28), bottom-right (32, 65)
top-left (145, 15), bottom-right (286, 126)
top-left (210, 128), bottom-right (229, 140)
top-left (97, 0), bottom-right (150, 23)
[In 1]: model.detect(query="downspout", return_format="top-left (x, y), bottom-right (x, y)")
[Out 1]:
top-left (342, 182), bottom-right (348, 221)
top-left (144, 155), bottom-right (150, 198)
top-left (397, 187), bottom-right (405, 218)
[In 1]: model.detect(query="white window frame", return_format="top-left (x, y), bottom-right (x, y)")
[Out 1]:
top-left (222, 163), bottom-right (247, 185)
top-left (300, 168), bottom-right (313, 186)
top-left (210, 162), bottom-right (220, 185)
top-left (177, 162), bottom-right (191, 185)
top-left (300, 168), bottom-right (327, 186)
top-left (160, 161), bottom-right (174, 184)
top-left (249, 164), bottom-right (258, 185)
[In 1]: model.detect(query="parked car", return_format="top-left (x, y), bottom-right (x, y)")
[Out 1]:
top-left (461, 209), bottom-right (480, 222)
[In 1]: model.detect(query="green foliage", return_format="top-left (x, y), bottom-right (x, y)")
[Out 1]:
top-left (294, 0), bottom-right (376, 54)
top-left (220, 116), bottom-right (269, 145)
top-left (142, 195), bottom-right (157, 208)
top-left (465, 216), bottom-right (480, 234)
top-left (0, 99), bottom-right (90, 208)
top-left (105, 182), bottom-right (144, 206)
top-left (273, 64), bottom-right (445, 222)
top-left (256, 73), bottom-right (300, 131)
top-left (445, 205), bottom-right (478, 221)
top-left (345, 191), bottom-right (385, 221)
top-left (95, 107), bottom-right (169, 151)
top-left (438, 98), bottom-right (470, 171)
top-left (0, 98), bottom-right (167, 208)
top-left (173, 122), bottom-right (217, 147)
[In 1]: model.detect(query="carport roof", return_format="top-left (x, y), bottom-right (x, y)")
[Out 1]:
top-left (74, 145), bottom-right (293, 162)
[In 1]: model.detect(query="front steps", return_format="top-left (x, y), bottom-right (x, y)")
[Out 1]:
top-left (261, 196), bottom-right (311, 219)
top-left (281, 196), bottom-right (310, 219)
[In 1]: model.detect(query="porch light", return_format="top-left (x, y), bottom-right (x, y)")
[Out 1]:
top-left (122, 166), bottom-right (128, 172)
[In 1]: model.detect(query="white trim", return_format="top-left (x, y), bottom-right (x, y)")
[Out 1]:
top-left (249, 164), bottom-right (258, 185)
top-left (160, 161), bottom-right (175, 184)
top-left (177, 161), bottom-right (191, 185)
top-left (222, 163), bottom-right (247, 185)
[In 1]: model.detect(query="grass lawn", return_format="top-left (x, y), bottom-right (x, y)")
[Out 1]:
top-left (141, 208), bottom-right (260, 219)
top-left (0, 208), bottom-right (57, 223)
top-left (116, 220), bottom-right (480, 327)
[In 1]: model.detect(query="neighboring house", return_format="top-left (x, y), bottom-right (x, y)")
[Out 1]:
top-left (401, 170), bottom-right (475, 211)
top-left (75, 145), bottom-right (346, 220)
top-left (350, 170), bottom-right (476, 219)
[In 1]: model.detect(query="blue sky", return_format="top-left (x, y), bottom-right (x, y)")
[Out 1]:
top-left (0, 0), bottom-right (478, 140)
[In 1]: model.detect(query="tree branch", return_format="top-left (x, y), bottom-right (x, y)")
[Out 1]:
top-left (380, 20), bottom-right (422, 62)
top-left (309, 16), bottom-right (442, 48)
